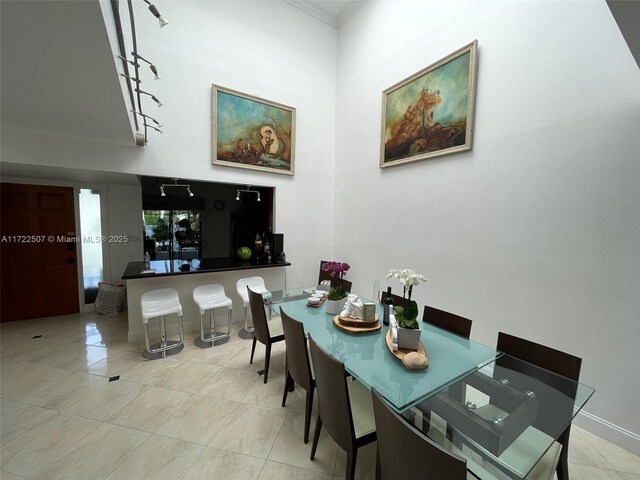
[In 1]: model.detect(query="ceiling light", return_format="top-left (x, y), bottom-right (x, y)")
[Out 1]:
top-left (160, 179), bottom-right (194, 197)
top-left (236, 185), bottom-right (261, 201)
top-left (144, 123), bottom-right (162, 134)
top-left (136, 88), bottom-right (163, 107)
top-left (130, 110), bottom-right (162, 127)
top-left (132, 52), bottom-right (162, 80)
top-left (120, 73), bottom-right (140, 83)
top-left (118, 55), bottom-right (140, 68)
top-left (142, 0), bottom-right (169, 27)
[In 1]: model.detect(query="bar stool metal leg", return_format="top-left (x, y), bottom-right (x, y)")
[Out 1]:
top-left (238, 305), bottom-right (255, 339)
top-left (194, 307), bottom-right (231, 347)
top-left (142, 313), bottom-right (185, 360)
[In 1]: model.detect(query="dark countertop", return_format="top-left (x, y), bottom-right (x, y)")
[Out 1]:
top-left (122, 257), bottom-right (291, 280)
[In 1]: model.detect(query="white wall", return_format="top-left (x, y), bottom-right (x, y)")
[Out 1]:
top-left (335, 0), bottom-right (640, 451)
top-left (1, 0), bottom-right (339, 287)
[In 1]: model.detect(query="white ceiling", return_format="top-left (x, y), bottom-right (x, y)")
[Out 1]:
top-left (285, 0), bottom-right (365, 28)
top-left (0, 0), bottom-right (135, 146)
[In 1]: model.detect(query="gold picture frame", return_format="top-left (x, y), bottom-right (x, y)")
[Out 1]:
top-left (380, 40), bottom-right (478, 168)
top-left (212, 85), bottom-right (296, 175)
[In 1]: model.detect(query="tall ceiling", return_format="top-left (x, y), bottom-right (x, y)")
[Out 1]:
top-left (0, 0), bottom-right (637, 163)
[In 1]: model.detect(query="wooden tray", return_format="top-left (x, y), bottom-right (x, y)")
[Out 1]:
top-left (385, 330), bottom-right (429, 369)
top-left (306, 295), bottom-right (327, 308)
top-left (332, 315), bottom-right (381, 334)
top-left (336, 314), bottom-right (379, 328)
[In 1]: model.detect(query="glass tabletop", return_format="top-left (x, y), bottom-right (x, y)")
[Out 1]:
top-left (409, 355), bottom-right (596, 479)
top-left (267, 287), bottom-right (499, 413)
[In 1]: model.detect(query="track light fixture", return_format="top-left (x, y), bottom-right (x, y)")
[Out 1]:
top-left (120, 73), bottom-right (140, 83)
top-left (142, 0), bottom-right (169, 27)
top-left (136, 88), bottom-right (163, 107)
top-left (144, 123), bottom-right (162, 134)
top-left (235, 185), bottom-right (261, 202)
top-left (130, 110), bottom-right (163, 127)
top-left (160, 178), bottom-right (194, 197)
top-left (132, 52), bottom-right (162, 79)
top-left (118, 55), bottom-right (139, 68)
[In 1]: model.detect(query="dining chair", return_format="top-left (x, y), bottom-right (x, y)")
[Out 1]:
top-left (247, 286), bottom-right (284, 384)
top-left (280, 307), bottom-right (316, 443)
top-left (422, 305), bottom-right (473, 339)
top-left (479, 332), bottom-right (582, 480)
top-left (308, 335), bottom-right (376, 480)
top-left (318, 260), bottom-right (353, 292)
top-left (371, 388), bottom-right (467, 480)
top-left (380, 289), bottom-right (404, 307)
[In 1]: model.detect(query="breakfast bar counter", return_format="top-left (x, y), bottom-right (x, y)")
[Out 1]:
top-left (122, 258), bottom-right (290, 342)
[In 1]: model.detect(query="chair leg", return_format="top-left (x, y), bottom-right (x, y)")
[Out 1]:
top-left (263, 343), bottom-right (272, 384)
top-left (282, 372), bottom-right (293, 407)
top-left (310, 415), bottom-right (322, 460)
top-left (346, 449), bottom-right (358, 480)
top-left (556, 426), bottom-right (571, 480)
top-left (250, 337), bottom-right (257, 364)
top-left (304, 387), bottom-right (314, 444)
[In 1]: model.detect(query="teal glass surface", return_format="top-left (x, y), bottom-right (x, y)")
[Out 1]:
top-left (269, 289), bottom-right (499, 413)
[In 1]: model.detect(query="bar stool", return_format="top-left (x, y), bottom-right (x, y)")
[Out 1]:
top-left (193, 284), bottom-right (232, 348)
top-left (236, 277), bottom-right (272, 339)
top-left (140, 288), bottom-right (185, 360)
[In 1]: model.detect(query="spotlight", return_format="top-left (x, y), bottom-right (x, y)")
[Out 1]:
top-left (136, 89), bottom-right (163, 107)
top-left (159, 179), bottom-right (194, 197)
top-left (132, 52), bottom-right (162, 80)
top-left (142, 0), bottom-right (169, 27)
top-left (236, 185), bottom-right (261, 202)
top-left (130, 110), bottom-right (162, 127)
top-left (120, 73), bottom-right (140, 83)
top-left (144, 123), bottom-right (162, 134)
top-left (118, 55), bottom-right (139, 68)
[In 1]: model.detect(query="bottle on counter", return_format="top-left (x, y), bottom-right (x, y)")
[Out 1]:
top-left (144, 251), bottom-right (151, 270)
top-left (383, 286), bottom-right (394, 326)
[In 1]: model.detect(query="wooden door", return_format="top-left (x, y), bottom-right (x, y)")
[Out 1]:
top-left (1, 183), bottom-right (79, 321)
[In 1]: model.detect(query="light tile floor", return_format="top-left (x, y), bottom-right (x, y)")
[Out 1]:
top-left (1, 311), bottom-right (638, 479)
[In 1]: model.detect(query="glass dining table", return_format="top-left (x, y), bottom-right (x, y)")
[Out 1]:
top-left (266, 287), bottom-right (595, 480)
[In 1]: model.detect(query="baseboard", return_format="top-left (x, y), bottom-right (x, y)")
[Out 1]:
top-left (574, 410), bottom-right (640, 456)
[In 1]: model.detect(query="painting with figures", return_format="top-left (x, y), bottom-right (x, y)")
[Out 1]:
top-left (212, 85), bottom-right (296, 175)
top-left (380, 40), bottom-right (478, 168)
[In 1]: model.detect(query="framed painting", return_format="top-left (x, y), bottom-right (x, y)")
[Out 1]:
top-left (212, 85), bottom-right (296, 175)
top-left (380, 40), bottom-right (478, 168)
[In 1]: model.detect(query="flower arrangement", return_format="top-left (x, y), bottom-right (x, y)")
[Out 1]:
top-left (322, 261), bottom-right (351, 301)
top-left (386, 268), bottom-right (428, 329)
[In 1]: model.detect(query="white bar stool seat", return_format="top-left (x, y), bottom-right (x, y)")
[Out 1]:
top-left (141, 287), bottom-right (185, 359)
top-left (193, 284), bottom-right (232, 348)
top-left (236, 277), bottom-right (272, 339)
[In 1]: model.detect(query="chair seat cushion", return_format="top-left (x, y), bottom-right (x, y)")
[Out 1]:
top-left (195, 294), bottom-right (232, 312)
top-left (268, 315), bottom-right (284, 338)
top-left (348, 379), bottom-right (376, 438)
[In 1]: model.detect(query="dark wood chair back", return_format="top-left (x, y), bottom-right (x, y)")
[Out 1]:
top-left (308, 335), bottom-right (355, 450)
top-left (371, 388), bottom-right (467, 480)
top-left (280, 308), bottom-right (313, 392)
top-left (422, 305), bottom-right (472, 339)
top-left (495, 332), bottom-right (582, 480)
top-left (280, 307), bottom-right (316, 443)
top-left (247, 286), bottom-right (270, 345)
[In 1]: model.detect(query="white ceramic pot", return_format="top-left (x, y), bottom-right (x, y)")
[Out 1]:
top-left (397, 324), bottom-right (421, 350)
top-left (326, 298), bottom-right (347, 315)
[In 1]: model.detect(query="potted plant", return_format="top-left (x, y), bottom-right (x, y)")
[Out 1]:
top-left (322, 261), bottom-right (351, 315)
top-left (386, 268), bottom-right (428, 350)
